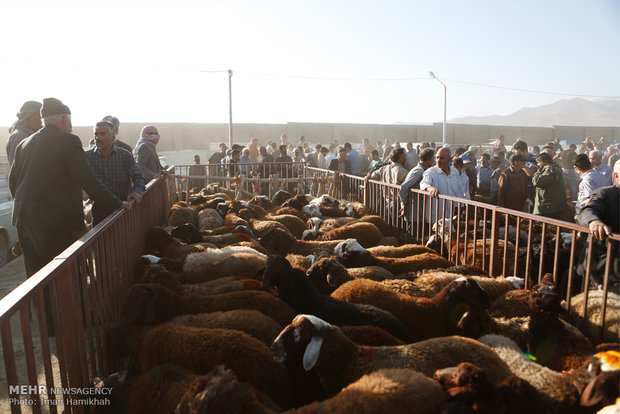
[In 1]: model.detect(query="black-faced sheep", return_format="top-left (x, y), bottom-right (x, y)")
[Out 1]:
top-left (175, 365), bottom-right (447, 414)
top-left (145, 227), bottom-right (217, 260)
top-left (335, 238), bottom-right (452, 274)
top-left (271, 314), bottom-right (513, 397)
top-left (138, 323), bottom-right (289, 407)
top-left (122, 283), bottom-right (295, 327)
top-left (330, 277), bottom-right (491, 342)
top-left (262, 255), bottom-right (412, 342)
top-left (260, 227), bottom-right (342, 256)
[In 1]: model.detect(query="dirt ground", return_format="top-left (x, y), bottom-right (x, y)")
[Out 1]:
top-left (1, 258), bottom-right (63, 413)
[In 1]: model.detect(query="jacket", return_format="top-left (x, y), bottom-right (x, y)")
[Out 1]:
top-left (9, 125), bottom-right (121, 231)
top-left (497, 167), bottom-right (528, 211)
top-left (531, 162), bottom-right (567, 215)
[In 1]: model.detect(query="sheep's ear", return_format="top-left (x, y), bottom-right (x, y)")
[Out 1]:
top-left (326, 273), bottom-right (337, 287)
top-left (303, 336), bottom-right (323, 371)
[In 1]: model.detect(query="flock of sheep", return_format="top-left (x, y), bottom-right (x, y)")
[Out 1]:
top-left (97, 184), bottom-right (619, 414)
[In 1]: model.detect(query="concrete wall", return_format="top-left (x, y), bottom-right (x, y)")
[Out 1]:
top-left (1, 122), bottom-right (618, 154)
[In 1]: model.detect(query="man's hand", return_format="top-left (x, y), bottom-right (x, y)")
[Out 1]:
top-left (127, 192), bottom-right (142, 205)
top-left (523, 167), bottom-right (536, 177)
top-left (120, 201), bottom-right (132, 211)
top-left (426, 186), bottom-right (439, 198)
top-left (588, 219), bottom-right (611, 241)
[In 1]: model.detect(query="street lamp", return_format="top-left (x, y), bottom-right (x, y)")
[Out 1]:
top-left (429, 71), bottom-right (447, 146)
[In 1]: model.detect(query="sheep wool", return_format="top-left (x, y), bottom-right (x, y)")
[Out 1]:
top-left (197, 208), bottom-right (224, 230)
top-left (183, 246), bottom-right (266, 272)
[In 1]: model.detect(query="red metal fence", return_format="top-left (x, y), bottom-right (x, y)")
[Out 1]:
top-left (0, 174), bottom-right (170, 413)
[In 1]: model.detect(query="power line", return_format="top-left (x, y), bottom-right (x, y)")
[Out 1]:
top-left (245, 72), bottom-right (428, 81)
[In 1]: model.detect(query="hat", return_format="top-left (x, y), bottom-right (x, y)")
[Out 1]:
top-left (460, 154), bottom-right (471, 163)
top-left (510, 153), bottom-right (526, 163)
top-left (17, 101), bottom-right (42, 120)
top-left (40, 98), bottom-right (71, 118)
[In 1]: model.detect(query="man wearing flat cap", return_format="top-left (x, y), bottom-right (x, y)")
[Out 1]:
top-left (10, 98), bottom-right (125, 279)
top-left (6, 101), bottom-right (42, 167)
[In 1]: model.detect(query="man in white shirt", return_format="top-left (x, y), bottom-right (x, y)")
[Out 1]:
top-left (574, 154), bottom-right (607, 217)
top-left (589, 150), bottom-right (613, 186)
top-left (405, 142), bottom-right (419, 170)
top-left (420, 147), bottom-right (463, 222)
top-left (324, 146), bottom-right (336, 167)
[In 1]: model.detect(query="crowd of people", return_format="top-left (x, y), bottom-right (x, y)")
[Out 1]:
top-left (5, 98), bottom-right (619, 310)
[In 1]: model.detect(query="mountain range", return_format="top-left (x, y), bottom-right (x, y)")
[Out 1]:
top-left (450, 98), bottom-right (620, 127)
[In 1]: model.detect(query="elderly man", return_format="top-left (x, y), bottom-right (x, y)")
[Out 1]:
top-left (86, 121), bottom-right (145, 224)
top-left (10, 99), bottom-right (125, 333)
top-left (6, 101), bottom-right (42, 166)
top-left (239, 148), bottom-right (252, 174)
top-left (420, 147), bottom-right (463, 222)
top-left (589, 150), bottom-right (613, 186)
top-left (576, 160), bottom-right (620, 288)
top-left (134, 125), bottom-right (165, 182)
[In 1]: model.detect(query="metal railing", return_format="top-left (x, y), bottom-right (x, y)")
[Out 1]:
top-left (0, 173), bottom-right (170, 413)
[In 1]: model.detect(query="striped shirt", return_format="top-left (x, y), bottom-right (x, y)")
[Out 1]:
top-left (85, 146), bottom-right (146, 200)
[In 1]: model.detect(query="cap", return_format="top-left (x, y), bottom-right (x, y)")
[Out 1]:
top-left (40, 98), bottom-right (71, 118)
top-left (17, 101), bottom-right (42, 121)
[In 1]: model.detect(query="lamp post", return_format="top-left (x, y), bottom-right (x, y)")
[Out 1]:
top-left (429, 71), bottom-right (447, 146)
top-left (228, 69), bottom-right (233, 149)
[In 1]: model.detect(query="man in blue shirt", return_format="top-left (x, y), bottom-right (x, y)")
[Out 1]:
top-left (476, 153), bottom-right (494, 197)
top-left (86, 121), bottom-right (145, 223)
top-left (344, 142), bottom-right (360, 175)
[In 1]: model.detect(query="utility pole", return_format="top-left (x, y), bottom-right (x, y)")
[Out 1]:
top-left (228, 69), bottom-right (233, 149)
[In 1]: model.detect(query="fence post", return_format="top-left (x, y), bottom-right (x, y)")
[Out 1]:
top-left (488, 207), bottom-right (499, 276)
top-left (363, 176), bottom-right (369, 207)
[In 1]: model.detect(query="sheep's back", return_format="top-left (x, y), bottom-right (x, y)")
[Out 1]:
top-left (322, 222), bottom-right (383, 248)
top-left (367, 244), bottom-right (435, 258)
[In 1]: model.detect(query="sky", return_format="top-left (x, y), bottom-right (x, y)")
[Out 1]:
top-left (0, 0), bottom-right (619, 127)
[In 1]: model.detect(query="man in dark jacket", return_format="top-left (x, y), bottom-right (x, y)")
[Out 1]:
top-left (576, 160), bottom-right (619, 287)
top-left (328, 148), bottom-right (352, 174)
top-left (531, 153), bottom-right (568, 219)
top-left (10, 98), bottom-right (124, 276)
top-left (497, 154), bottom-right (529, 211)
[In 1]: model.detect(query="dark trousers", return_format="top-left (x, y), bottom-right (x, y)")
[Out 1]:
top-left (17, 225), bottom-right (76, 335)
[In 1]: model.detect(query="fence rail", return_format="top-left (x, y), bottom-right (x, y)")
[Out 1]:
top-left (0, 173), bottom-right (170, 413)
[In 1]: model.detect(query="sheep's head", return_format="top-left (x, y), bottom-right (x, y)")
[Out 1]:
top-left (313, 195), bottom-right (339, 207)
top-left (271, 190), bottom-right (293, 206)
top-left (434, 362), bottom-right (494, 400)
top-left (528, 282), bottom-right (562, 315)
top-left (232, 225), bottom-right (255, 239)
top-left (259, 228), bottom-right (294, 255)
top-left (140, 264), bottom-right (183, 293)
top-left (250, 195), bottom-right (273, 212)
top-left (262, 255), bottom-right (291, 290)
top-left (133, 254), bottom-right (162, 283)
top-left (175, 365), bottom-right (277, 414)
top-left (271, 314), bottom-right (333, 371)
top-left (446, 277), bottom-right (491, 312)
top-left (302, 203), bottom-right (322, 218)
top-left (121, 283), bottom-right (178, 325)
top-left (281, 197), bottom-right (304, 210)
top-left (144, 227), bottom-right (174, 252)
top-left (306, 258), bottom-right (348, 294)
top-left (170, 223), bottom-right (203, 244)
top-left (216, 202), bottom-right (230, 217)
top-left (334, 238), bottom-right (367, 267)
top-left (344, 203), bottom-right (356, 217)
top-left (189, 195), bottom-right (206, 206)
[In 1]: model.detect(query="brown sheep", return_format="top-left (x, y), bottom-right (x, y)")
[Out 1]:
top-left (138, 323), bottom-right (289, 407)
top-left (331, 277), bottom-right (491, 341)
top-left (358, 215), bottom-right (393, 236)
top-left (367, 243), bottom-right (435, 258)
top-left (321, 222), bottom-right (384, 248)
top-left (168, 206), bottom-right (198, 227)
top-left (260, 227), bottom-right (342, 256)
top-left (122, 283), bottom-right (295, 327)
top-left (306, 257), bottom-right (396, 294)
top-left (264, 214), bottom-right (307, 239)
top-left (274, 206), bottom-right (310, 222)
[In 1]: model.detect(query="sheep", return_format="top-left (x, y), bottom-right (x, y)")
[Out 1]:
top-left (145, 227), bottom-right (217, 260)
top-left (527, 282), bottom-right (594, 371)
top-left (380, 272), bottom-right (520, 301)
top-left (264, 214), bottom-right (307, 239)
top-left (285, 254), bottom-right (313, 271)
top-left (339, 325), bottom-right (405, 346)
top-left (250, 195), bottom-right (276, 213)
top-left (580, 350), bottom-right (620, 411)
top-left (567, 290), bottom-right (619, 344)
top-left (262, 255), bottom-right (412, 342)
top-left (357, 215), bottom-right (393, 236)
top-left (335, 238), bottom-right (452, 274)
top-left (182, 246), bottom-right (266, 273)
top-left (330, 277), bottom-right (491, 342)
top-left (272, 189), bottom-right (293, 206)
top-left (168, 206), bottom-right (198, 227)
top-left (122, 283), bottom-right (295, 327)
top-left (478, 334), bottom-right (581, 410)
top-left (433, 362), bottom-right (551, 414)
top-left (455, 308), bottom-right (531, 349)
top-left (301, 202), bottom-right (322, 218)
top-left (138, 323), bottom-right (289, 406)
top-left (245, 217), bottom-right (292, 238)
top-left (175, 365), bottom-right (447, 414)
top-left (321, 222), bottom-right (384, 248)
top-left (317, 217), bottom-right (356, 233)
top-left (450, 239), bottom-right (519, 277)
top-left (200, 231), bottom-right (261, 248)
top-left (170, 223), bottom-right (205, 244)
top-left (488, 289), bottom-right (532, 318)
top-left (367, 243), bottom-right (436, 257)
top-left (260, 227), bottom-right (342, 256)
top-left (170, 310), bottom-right (282, 346)
top-left (301, 217), bottom-right (323, 240)
top-left (306, 257), bottom-right (396, 294)
top-left (271, 314), bottom-right (513, 397)
top-left (197, 208), bottom-right (224, 230)
top-left (274, 206), bottom-right (310, 222)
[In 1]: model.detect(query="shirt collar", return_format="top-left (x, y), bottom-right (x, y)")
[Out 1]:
top-left (93, 145), bottom-right (118, 156)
